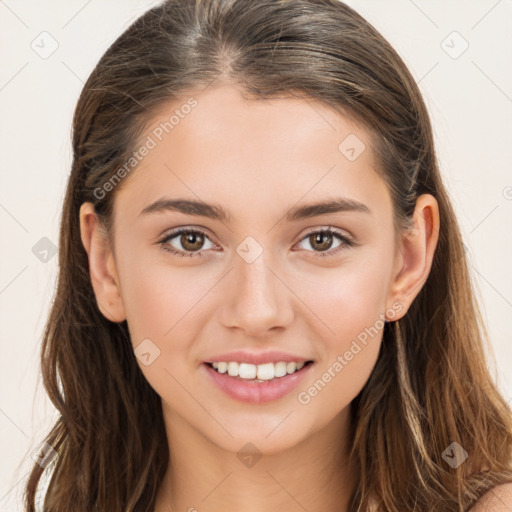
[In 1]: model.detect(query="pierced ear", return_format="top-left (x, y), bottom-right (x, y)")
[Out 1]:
top-left (386, 194), bottom-right (440, 319)
top-left (79, 202), bottom-right (127, 323)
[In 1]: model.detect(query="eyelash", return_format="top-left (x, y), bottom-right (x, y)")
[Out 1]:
top-left (158, 227), bottom-right (355, 259)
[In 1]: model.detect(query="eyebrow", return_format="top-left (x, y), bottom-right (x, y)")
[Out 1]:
top-left (139, 196), bottom-right (371, 222)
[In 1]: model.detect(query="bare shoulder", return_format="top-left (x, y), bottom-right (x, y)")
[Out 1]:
top-left (469, 482), bottom-right (512, 511)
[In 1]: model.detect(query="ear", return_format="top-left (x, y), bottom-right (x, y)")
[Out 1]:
top-left (386, 194), bottom-right (440, 319)
top-left (79, 202), bottom-right (127, 323)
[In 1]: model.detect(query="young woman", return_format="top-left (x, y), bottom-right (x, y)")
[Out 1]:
top-left (23, 0), bottom-right (512, 510)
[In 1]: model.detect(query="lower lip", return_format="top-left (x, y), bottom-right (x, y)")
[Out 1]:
top-left (202, 362), bottom-right (314, 404)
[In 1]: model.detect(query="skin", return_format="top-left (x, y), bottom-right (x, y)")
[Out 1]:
top-left (79, 83), bottom-right (440, 512)
top-left (470, 483), bottom-right (512, 511)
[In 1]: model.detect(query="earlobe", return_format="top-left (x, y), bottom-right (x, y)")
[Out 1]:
top-left (79, 202), bottom-right (126, 323)
top-left (386, 194), bottom-right (440, 319)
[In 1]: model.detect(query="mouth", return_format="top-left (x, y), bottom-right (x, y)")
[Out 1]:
top-left (202, 360), bottom-right (315, 404)
top-left (206, 360), bottom-right (314, 382)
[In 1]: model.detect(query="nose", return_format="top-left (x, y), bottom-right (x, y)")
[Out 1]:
top-left (219, 252), bottom-right (294, 339)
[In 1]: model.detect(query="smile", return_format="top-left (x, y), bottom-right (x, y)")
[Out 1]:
top-left (203, 360), bottom-right (314, 404)
top-left (208, 361), bottom-right (311, 381)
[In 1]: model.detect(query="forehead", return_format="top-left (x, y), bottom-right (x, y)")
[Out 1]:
top-left (113, 84), bottom-right (389, 224)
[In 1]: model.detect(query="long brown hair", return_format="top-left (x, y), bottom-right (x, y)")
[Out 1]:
top-left (24, 0), bottom-right (512, 510)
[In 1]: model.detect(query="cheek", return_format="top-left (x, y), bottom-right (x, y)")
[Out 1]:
top-left (117, 257), bottom-right (203, 403)
top-left (296, 281), bottom-right (385, 419)
top-left (116, 248), bottom-right (220, 384)
top-left (293, 254), bottom-right (390, 409)
top-left (117, 242), bottom-right (203, 342)
top-left (299, 250), bottom-right (391, 343)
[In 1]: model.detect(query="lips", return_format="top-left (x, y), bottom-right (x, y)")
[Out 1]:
top-left (204, 350), bottom-right (312, 365)
top-left (201, 351), bottom-right (315, 403)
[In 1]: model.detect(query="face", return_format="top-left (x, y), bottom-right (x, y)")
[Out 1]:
top-left (82, 84), bottom-right (431, 455)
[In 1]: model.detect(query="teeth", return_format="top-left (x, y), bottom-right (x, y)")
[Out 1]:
top-left (209, 360), bottom-right (309, 380)
top-left (227, 362), bottom-right (239, 377)
top-left (239, 363), bottom-right (257, 379)
top-left (274, 362), bottom-right (287, 377)
top-left (257, 363), bottom-right (274, 380)
top-left (286, 362), bottom-right (297, 374)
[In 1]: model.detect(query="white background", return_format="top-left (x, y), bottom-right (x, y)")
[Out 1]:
top-left (1, 0), bottom-right (511, 509)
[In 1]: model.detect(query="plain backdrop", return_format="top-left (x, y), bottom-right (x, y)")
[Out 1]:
top-left (1, 0), bottom-right (511, 509)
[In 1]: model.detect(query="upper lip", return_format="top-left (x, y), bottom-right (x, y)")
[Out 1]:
top-left (204, 350), bottom-right (313, 365)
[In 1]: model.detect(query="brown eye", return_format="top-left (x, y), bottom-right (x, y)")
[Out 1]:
top-left (296, 228), bottom-right (354, 258)
top-left (159, 229), bottom-right (215, 257)
top-left (180, 231), bottom-right (205, 252)
top-left (308, 232), bottom-right (334, 252)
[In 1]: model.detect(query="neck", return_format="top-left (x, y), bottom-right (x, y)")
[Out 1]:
top-left (153, 405), bottom-right (357, 512)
